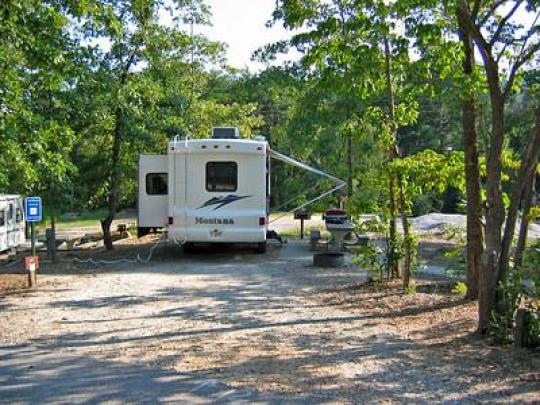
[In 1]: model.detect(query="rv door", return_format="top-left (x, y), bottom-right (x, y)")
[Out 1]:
top-left (138, 155), bottom-right (168, 236)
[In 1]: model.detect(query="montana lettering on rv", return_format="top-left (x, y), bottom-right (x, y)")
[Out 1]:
top-left (195, 217), bottom-right (235, 225)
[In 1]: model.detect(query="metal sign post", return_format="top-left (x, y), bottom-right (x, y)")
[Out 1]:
top-left (294, 211), bottom-right (311, 239)
top-left (31, 223), bottom-right (35, 255)
top-left (25, 197), bottom-right (42, 288)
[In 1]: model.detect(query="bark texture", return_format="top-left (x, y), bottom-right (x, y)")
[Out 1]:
top-left (457, 2), bottom-right (506, 332)
top-left (458, 14), bottom-right (482, 300)
top-left (499, 106), bottom-right (540, 279)
top-left (397, 174), bottom-right (412, 289)
top-left (384, 34), bottom-right (412, 287)
top-left (388, 174), bottom-right (399, 278)
top-left (514, 173), bottom-right (536, 269)
top-left (347, 132), bottom-right (353, 197)
top-left (102, 51), bottom-right (137, 250)
top-left (102, 105), bottom-right (123, 250)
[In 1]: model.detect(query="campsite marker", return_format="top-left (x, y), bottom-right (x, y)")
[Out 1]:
top-left (25, 197), bottom-right (42, 287)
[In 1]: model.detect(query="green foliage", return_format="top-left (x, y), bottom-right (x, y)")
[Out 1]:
top-left (527, 205), bottom-right (540, 223)
top-left (352, 244), bottom-right (386, 281)
top-left (442, 225), bottom-right (467, 278)
top-left (404, 283), bottom-right (417, 295)
top-left (488, 270), bottom-right (540, 345)
top-left (452, 281), bottom-right (468, 296)
top-left (390, 150), bottom-right (466, 198)
top-left (404, 231), bottom-right (419, 268)
top-left (521, 240), bottom-right (540, 279)
top-left (412, 193), bottom-right (439, 216)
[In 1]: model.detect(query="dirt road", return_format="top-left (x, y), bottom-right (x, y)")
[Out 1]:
top-left (1, 240), bottom-right (538, 403)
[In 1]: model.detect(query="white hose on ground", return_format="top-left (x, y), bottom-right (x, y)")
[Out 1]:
top-left (71, 236), bottom-right (167, 266)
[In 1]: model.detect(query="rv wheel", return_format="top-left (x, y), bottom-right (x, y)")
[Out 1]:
top-left (256, 242), bottom-right (267, 254)
top-left (183, 242), bottom-right (195, 253)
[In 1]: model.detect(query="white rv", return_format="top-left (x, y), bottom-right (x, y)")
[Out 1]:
top-left (138, 127), bottom-right (345, 252)
top-left (0, 194), bottom-right (25, 253)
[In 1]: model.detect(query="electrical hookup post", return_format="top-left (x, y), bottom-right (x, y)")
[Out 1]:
top-left (25, 196), bottom-right (42, 288)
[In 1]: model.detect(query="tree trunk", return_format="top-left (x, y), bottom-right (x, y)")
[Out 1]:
top-left (456, 0), bottom-right (506, 333)
top-left (458, 16), bottom-right (482, 300)
top-left (478, 90), bottom-right (505, 333)
top-left (397, 173), bottom-right (412, 289)
top-left (384, 34), bottom-right (412, 285)
top-left (388, 173), bottom-right (399, 278)
top-left (499, 106), bottom-right (540, 279)
top-left (384, 33), bottom-right (399, 279)
top-left (101, 50), bottom-right (137, 251)
top-left (346, 132), bottom-right (353, 197)
top-left (50, 213), bottom-right (56, 264)
top-left (102, 105), bottom-right (123, 250)
top-left (514, 173), bottom-right (536, 269)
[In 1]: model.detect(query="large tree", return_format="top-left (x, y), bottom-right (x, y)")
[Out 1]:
top-left (456, 0), bottom-right (540, 332)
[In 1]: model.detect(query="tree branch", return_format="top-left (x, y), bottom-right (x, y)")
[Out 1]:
top-left (457, 1), bottom-right (496, 70)
top-left (478, 0), bottom-right (507, 26)
top-left (503, 40), bottom-right (540, 99)
top-left (471, 0), bottom-right (483, 20)
top-left (489, 0), bottom-right (523, 49)
top-left (495, 41), bottom-right (509, 64)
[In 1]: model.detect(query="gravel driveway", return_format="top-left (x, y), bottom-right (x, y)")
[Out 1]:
top-left (1, 239), bottom-right (538, 403)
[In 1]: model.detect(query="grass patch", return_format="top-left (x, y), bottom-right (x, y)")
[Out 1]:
top-left (36, 208), bottom-right (125, 232)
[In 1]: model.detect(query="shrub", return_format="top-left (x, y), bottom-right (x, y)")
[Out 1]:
top-left (487, 271), bottom-right (539, 346)
top-left (452, 281), bottom-right (468, 295)
top-left (404, 283), bottom-right (417, 295)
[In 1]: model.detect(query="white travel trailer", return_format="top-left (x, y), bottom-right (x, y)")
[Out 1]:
top-left (0, 194), bottom-right (25, 253)
top-left (138, 127), bottom-right (345, 252)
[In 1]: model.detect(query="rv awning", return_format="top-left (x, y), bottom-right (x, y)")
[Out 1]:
top-left (268, 149), bottom-right (346, 186)
top-left (268, 149), bottom-right (346, 216)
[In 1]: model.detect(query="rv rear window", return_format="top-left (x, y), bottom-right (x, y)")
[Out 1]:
top-left (146, 173), bottom-right (168, 195)
top-left (206, 162), bottom-right (238, 192)
top-left (16, 207), bottom-right (23, 222)
top-left (0, 210), bottom-right (4, 227)
top-left (7, 204), bottom-right (13, 222)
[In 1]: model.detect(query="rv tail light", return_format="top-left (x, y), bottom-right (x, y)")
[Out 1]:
top-left (259, 217), bottom-right (267, 226)
top-left (168, 216), bottom-right (173, 225)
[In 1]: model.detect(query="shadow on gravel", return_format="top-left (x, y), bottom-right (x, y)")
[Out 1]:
top-left (33, 299), bottom-right (467, 351)
top-left (5, 332), bottom-right (537, 403)
top-left (0, 344), bottom-right (298, 403)
top-left (191, 334), bottom-right (539, 402)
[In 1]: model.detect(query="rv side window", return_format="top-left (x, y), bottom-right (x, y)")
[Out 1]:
top-left (206, 162), bottom-right (238, 192)
top-left (146, 173), bottom-right (168, 195)
top-left (16, 207), bottom-right (23, 222)
top-left (0, 210), bottom-right (5, 227)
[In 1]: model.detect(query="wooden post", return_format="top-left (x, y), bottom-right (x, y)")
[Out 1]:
top-left (514, 308), bottom-right (526, 348)
top-left (515, 308), bottom-right (540, 348)
top-left (25, 256), bottom-right (39, 289)
top-left (46, 228), bottom-right (56, 263)
top-left (27, 269), bottom-right (36, 288)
